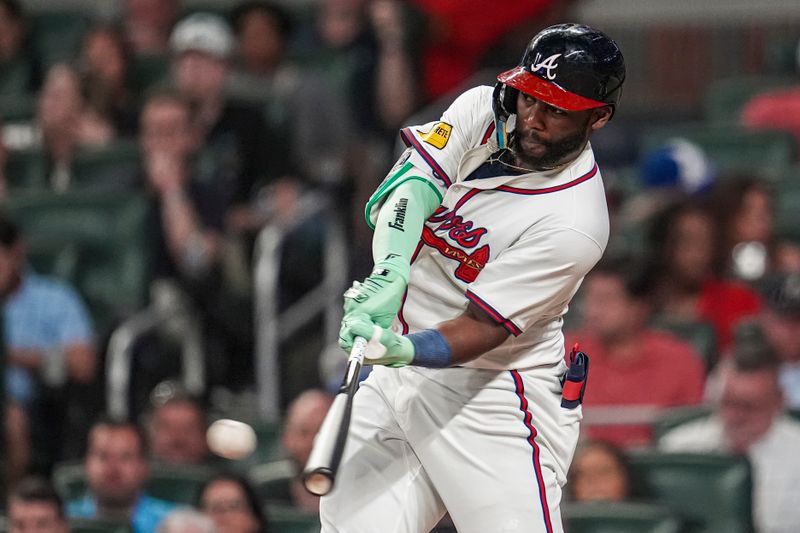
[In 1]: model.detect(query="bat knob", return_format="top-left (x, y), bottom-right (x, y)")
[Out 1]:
top-left (303, 470), bottom-right (334, 496)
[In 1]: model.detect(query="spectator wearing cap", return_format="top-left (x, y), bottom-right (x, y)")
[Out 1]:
top-left (170, 12), bottom-right (290, 228)
top-left (758, 273), bottom-right (800, 409)
top-left (169, 13), bottom-right (298, 386)
top-left (660, 321), bottom-right (800, 533)
top-left (618, 138), bottom-right (716, 232)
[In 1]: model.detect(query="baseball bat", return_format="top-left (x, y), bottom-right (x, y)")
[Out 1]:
top-left (302, 336), bottom-right (368, 496)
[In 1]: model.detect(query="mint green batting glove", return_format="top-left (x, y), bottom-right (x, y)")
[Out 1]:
top-left (338, 313), bottom-right (414, 367)
top-left (343, 255), bottom-right (409, 328)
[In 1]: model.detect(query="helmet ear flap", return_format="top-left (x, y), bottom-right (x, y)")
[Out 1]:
top-left (492, 83), bottom-right (520, 149)
top-left (503, 86), bottom-right (519, 116)
top-left (492, 82), bottom-right (519, 120)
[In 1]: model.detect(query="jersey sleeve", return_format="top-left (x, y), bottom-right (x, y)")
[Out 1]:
top-left (465, 227), bottom-right (605, 336)
top-left (365, 86), bottom-right (496, 228)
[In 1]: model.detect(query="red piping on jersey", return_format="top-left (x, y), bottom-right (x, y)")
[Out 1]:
top-left (496, 163), bottom-right (598, 195)
top-left (400, 127), bottom-right (453, 187)
top-left (481, 122), bottom-right (495, 145)
top-left (510, 370), bottom-right (555, 533)
top-left (466, 290), bottom-right (522, 336)
top-left (450, 188), bottom-right (482, 213)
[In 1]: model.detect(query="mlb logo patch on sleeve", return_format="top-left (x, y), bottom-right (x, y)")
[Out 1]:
top-left (418, 122), bottom-right (453, 149)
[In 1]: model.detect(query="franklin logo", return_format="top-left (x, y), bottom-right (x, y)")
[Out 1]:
top-left (388, 197), bottom-right (408, 231)
top-left (532, 53), bottom-right (562, 80)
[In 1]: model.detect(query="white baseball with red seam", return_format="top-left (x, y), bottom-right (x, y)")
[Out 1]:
top-left (206, 419), bottom-right (257, 460)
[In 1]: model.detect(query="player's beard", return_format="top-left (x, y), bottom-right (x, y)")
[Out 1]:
top-left (512, 122), bottom-right (591, 171)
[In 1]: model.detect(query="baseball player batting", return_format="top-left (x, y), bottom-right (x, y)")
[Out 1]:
top-left (325, 23), bottom-right (625, 533)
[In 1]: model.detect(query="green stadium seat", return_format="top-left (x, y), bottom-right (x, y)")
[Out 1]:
top-left (249, 459), bottom-right (294, 504)
top-left (131, 55), bottom-right (170, 96)
top-left (146, 465), bottom-right (217, 504)
top-left (30, 11), bottom-right (89, 69)
top-left (4, 148), bottom-right (48, 191)
top-left (5, 141), bottom-right (140, 194)
top-left (71, 140), bottom-right (141, 191)
top-left (52, 461), bottom-right (88, 501)
top-left (703, 76), bottom-right (797, 124)
top-left (54, 462), bottom-right (216, 505)
top-left (641, 125), bottom-right (795, 181)
top-left (628, 451), bottom-right (755, 533)
top-left (249, 420), bottom-right (284, 464)
top-left (774, 172), bottom-right (800, 243)
top-left (651, 405), bottom-right (714, 442)
top-left (6, 190), bottom-right (151, 336)
top-left (0, 59), bottom-right (34, 95)
top-left (562, 501), bottom-right (682, 533)
top-left (179, 0), bottom-right (234, 19)
top-left (266, 505), bottom-right (319, 533)
top-left (650, 318), bottom-right (719, 371)
top-left (0, 93), bottom-right (36, 123)
top-left (68, 518), bottom-right (131, 533)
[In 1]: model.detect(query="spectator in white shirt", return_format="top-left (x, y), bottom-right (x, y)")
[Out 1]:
top-left (660, 322), bottom-right (800, 533)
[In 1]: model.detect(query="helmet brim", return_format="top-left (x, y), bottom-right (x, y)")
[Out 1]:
top-left (497, 66), bottom-right (608, 112)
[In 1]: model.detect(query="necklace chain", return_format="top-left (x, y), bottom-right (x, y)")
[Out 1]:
top-left (487, 148), bottom-right (538, 173)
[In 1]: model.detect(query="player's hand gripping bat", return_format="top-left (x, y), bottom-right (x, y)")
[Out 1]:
top-left (302, 336), bottom-right (367, 496)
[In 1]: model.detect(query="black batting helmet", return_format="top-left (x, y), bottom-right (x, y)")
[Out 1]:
top-left (494, 23), bottom-right (625, 121)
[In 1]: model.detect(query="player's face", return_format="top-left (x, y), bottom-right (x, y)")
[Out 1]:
top-left (513, 92), bottom-right (611, 170)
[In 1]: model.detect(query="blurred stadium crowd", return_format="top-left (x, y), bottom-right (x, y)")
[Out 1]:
top-left (1, 0), bottom-right (800, 532)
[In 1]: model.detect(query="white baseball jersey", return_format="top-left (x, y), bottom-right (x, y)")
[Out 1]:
top-left (321, 86), bottom-right (608, 533)
top-left (367, 85), bottom-right (609, 371)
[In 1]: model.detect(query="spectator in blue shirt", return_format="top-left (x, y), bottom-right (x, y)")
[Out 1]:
top-left (0, 212), bottom-right (97, 481)
top-left (67, 418), bottom-right (179, 533)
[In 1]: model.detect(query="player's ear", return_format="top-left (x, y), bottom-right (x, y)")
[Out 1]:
top-left (589, 106), bottom-right (613, 131)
